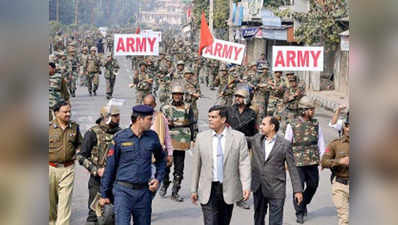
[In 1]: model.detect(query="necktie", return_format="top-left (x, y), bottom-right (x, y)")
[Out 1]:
top-left (217, 134), bottom-right (224, 183)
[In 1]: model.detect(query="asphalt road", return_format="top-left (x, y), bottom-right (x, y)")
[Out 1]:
top-left (70, 56), bottom-right (340, 225)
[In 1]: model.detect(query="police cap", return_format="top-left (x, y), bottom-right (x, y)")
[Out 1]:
top-left (132, 105), bottom-right (154, 116)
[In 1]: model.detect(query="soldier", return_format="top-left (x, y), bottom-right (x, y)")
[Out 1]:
top-left (49, 101), bottom-right (83, 225)
top-left (252, 64), bottom-right (271, 124)
top-left (321, 116), bottom-right (350, 225)
top-left (131, 62), bottom-right (153, 104)
top-left (99, 105), bottom-right (166, 225)
top-left (219, 66), bottom-right (241, 106)
top-left (66, 46), bottom-right (79, 97)
top-left (77, 106), bottom-right (121, 225)
top-left (106, 34), bottom-right (113, 53)
top-left (157, 67), bottom-right (173, 107)
top-left (173, 60), bottom-right (185, 82)
top-left (85, 46), bottom-right (102, 96)
top-left (183, 68), bottom-right (201, 136)
top-left (53, 32), bottom-right (65, 52)
top-left (266, 71), bottom-right (286, 119)
top-left (214, 64), bottom-right (228, 96)
top-left (284, 96), bottom-right (326, 224)
top-left (282, 75), bottom-right (305, 129)
top-left (103, 53), bottom-right (120, 99)
top-left (208, 60), bottom-right (219, 90)
top-left (49, 61), bottom-right (70, 121)
top-left (80, 46), bottom-right (89, 87)
top-left (55, 51), bottom-right (68, 78)
top-left (160, 85), bottom-right (195, 202)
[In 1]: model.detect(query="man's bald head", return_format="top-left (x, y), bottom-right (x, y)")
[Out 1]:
top-left (143, 94), bottom-right (156, 108)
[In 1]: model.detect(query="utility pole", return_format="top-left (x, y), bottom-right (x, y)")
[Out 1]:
top-left (228, 0), bottom-right (233, 41)
top-left (209, 0), bottom-right (214, 34)
top-left (74, 0), bottom-right (79, 24)
top-left (56, 0), bottom-right (60, 22)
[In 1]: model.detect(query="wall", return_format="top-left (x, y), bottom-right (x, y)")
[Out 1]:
top-left (334, 49), bottom-right (349, 95)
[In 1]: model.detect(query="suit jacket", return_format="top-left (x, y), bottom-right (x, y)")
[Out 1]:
top-left (191, 126), bottom-right (251, 205)
top-left (248, 134), bottom-right (303, 199)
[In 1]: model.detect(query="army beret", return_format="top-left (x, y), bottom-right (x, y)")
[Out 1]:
top-left (132, 105), bottom-right (154, 116)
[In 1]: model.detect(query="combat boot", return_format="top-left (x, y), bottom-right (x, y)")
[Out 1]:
top-left (171, 176), bottom-right (184, 202)
top-left (89, 91), bottom-right (92, 96)
top-left (159, 183), bottom-right (169, 198)
top-left (93, 91), bottom-right (97, 96)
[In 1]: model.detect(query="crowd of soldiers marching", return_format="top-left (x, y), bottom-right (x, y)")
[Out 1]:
top-left (49, 26), bottom-right (349, 225)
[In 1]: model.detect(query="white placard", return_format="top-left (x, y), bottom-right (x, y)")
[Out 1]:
top-left (113, 34), bottom-right (159, 56)
top-left (272, 46), bottom-right (324, 71)
top-left (202, 39), bottom-right (246, 65)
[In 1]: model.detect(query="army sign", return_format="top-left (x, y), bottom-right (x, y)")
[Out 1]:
top-left (272, 46), bottom-right (324, 71)
top-left (114, 34), bottom-right (159, 56)
top-left (202, 39), bottom-right (246, 65)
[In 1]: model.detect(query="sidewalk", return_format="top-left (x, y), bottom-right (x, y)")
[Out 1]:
top-left (306, 90), bottom-right (349, 112)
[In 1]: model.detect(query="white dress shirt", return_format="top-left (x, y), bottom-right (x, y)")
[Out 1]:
top-left (212, 127), bottom-right (227, 182)
top-left (264, 135), bottom-right (277, 161)
top-left (285, 122), bottom-right (326, 157)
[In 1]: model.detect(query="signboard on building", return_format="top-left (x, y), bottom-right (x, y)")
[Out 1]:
top-left (114, 34), bottom-right (160, 56)
top-left (202, 39), bottom-right (246, 65)
top-left (272, 46), bottom-right (324, 71)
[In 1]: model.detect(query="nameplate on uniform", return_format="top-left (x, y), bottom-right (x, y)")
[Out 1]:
top-left (121, 142), bottom-right (134, 147)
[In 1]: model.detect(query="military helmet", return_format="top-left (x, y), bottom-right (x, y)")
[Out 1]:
top-left (97, 204), bottom-right (115, 225)
top-left (90, 46), bottom-right (97, 52)
top-left (219, 65), bottom-right (227, 71)
top-left (177, 60), bottom-right (185, 65)
top-left (82, 46), bottom-right (89, 52)
top-left (139, 61), bottom-right (147, 67)
top-left (298, 96), bottom-right (315, 109)
top-left (234, 88), bottom-right (249, 98)
top-left (288, 75), bottom-right (297, 82)
top-left (100, 105), bottom-right (120, 118)
top-left (165, 56), bottom-right (172, 61)
top-left (171, 85), bottom-right (184, 94)
top-left (49, 55), bottom-right (55, 63)
top-left (286, 71), bottom-right (295, 76)
top-left (183, 68), bottom-right (193, 74)
top-left (68, 46), bottom-right (76, 52)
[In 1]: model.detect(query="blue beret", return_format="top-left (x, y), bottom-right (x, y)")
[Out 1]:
top-left (132, 105), bottom-right (154, 115)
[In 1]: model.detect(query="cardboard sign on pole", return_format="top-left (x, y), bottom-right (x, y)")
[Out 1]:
top-left (202, 39), bottom-right (246, 65)
top-left (113, 34), bottom-right (159, 56)
top-left (272, 46), bottom-right (324, 71)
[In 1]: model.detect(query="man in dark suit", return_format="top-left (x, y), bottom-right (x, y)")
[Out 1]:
top-left (248, 116), bottom-right (303, 225)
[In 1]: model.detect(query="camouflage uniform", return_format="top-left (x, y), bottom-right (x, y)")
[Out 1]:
top-left (157, 68), bottom-right (173, 107)
top-left (173, 61), bottom-right (185, 83)
top-left (160, 86), bottom-right (195, 202)
top-left (133, 64), bottom-right (153, 104)
top-left (267, 72), bottom-right (286, 119)
top-left (252, 65), bottom-right (270, 123)
top-left (208, 60), bottom-right (219, 89)
top-left (66, 48), bottom-right (79, 97)
top-left (49, 72), bottom-right (70, 121)
top-left (79, 48), bottom-right (89, 87)
top-left (282, 76), bottom-right (304, 125)
top-left (85, 48), bottom-right (102, 96)
top-left (103, 54), bottom-right (120, 99)
top-left (290, 118), bottom-right (320, 166)
top-left (77, 113), bottom-right (121, 224)
top-left (183, 69), bottom-right (201, 137)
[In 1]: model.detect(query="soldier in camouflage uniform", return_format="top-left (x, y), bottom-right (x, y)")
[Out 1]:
top-left (85, 46), bottom-right (102, 96)
top-left (49, 62), bottom-right (70, 121)
top-left (157, 66), bottom-right (173, 107)
top-left (53, 32), bottom-right (65, 52)
top-left (251, 64), bottom-right (271, 124)
top-left (160, 85), bottom-right (195, 202)
top-left (66, 46), bottom-right (79, 97)
top-left (208, 60), bottom-right (219, 90)
top-left (55, 51), bottom-right (68, 78)
top-left (77, 106), bottom-right (121, 225)
top-left (183, 68), bottom-right (200, 136)
top-left (131, 62), bottom-right (153, 104)
top-left (219, 66), bottom-right (241, 106)
top-left (282, 75), bottom-right (305, 130)
top-left (173, 60), bottom-right (185, 82)
top-left (103, 53), bottom-right (120, 99)
top-left (106, 34), bottom-right (113, 53)
top-left (266, 71), bottom-right (286, 119)
top-left (284, 96), bottom-right (325, 224)
top-left (79, 47), bottom-right (89, 87)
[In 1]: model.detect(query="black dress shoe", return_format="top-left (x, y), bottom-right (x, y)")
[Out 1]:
top-left (296, 214), bottom-right (304, 224)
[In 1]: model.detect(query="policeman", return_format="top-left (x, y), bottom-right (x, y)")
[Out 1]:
top-left (77, 106), bottom-right (122, 225)
top-left (49, 101), bottom-right (83, 225)
top-left (160, 85), bottom-right (195, 202)
top-left (103, 53), bottom-right (120, 99)
top-left (284, 96), bottom-right (326, 224)
top-left (321, 116), bottom-right (349, 225)
top-left (99, 105), bottom-right (166, 225)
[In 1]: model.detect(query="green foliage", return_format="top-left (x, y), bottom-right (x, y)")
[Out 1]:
top-left (273, 0), bottom-right (348, 51)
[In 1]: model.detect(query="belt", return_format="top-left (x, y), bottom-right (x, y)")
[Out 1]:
top-left (335, 177), bottom-right (349, 185)
top-left (117, 181), bottom-right (148, 190)
top-left (49, 161), bottom-right (74, 168)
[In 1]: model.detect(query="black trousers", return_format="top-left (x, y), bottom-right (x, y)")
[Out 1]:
top-left (164, 150), bottom-right (186, 183)
top-left (201, 182), bottom-right (234, 225)
top-left (87, 175), bottom-right (101, 222)
top-left (253, 188), bottom-right (285, 225)
top-left (293, 165), bottom-right (319, 215)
